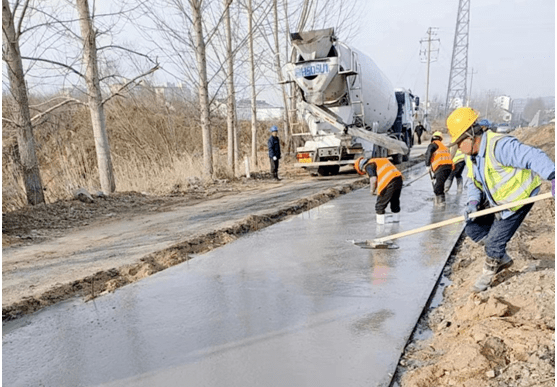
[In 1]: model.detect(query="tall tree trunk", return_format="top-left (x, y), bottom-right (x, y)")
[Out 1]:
top-left (2, 0), bottom-right (45, 205)
top-left (224, 0), bottom-right (237, 175)
top-left (273, 0), bottom-right (290, 145)
top-left (76, 0), bottom-right (116, 193)
top-left (191, 0), bottom-right (213, 178)
top-left (248, 0), bottom-right (258, 168)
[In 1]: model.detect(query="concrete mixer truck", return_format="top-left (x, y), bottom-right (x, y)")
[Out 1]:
top-left (285, 28), bottom-right (423, 176)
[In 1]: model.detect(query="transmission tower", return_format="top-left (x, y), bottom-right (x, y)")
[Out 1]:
top-left (445, 0), bottom-right (471, 115)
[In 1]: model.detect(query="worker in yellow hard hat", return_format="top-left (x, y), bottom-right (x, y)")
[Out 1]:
top-left (425, 131), bottom-right (454, 205)
top-left (446, 106), bottom-right (555, 292)
top-left (355, 157), bottom-right (403, 224)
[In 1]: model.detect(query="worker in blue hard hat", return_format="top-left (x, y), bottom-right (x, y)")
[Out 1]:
top-left (268, 126), bottom-right (281, 180)
top-left (447, 107), bottom-right (555, 292)
top-left (477, 118), bottom-right (493, 132)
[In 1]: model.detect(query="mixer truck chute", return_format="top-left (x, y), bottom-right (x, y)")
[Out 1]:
top-left (285, 28), bottom-right (420, 176)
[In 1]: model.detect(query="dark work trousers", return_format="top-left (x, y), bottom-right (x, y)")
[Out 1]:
top-left (432, 165), bottom-right (452, 196)
top-left (465, 201), bottom-right (534, 260)
top-left (375, 176), bottom-right (403, 214)
top-left (415, 128), bottom-right (423, 145)
top-left (447, 161), bottom-right (465, 184)
top-left (270, 158), bottom-right (279, 178)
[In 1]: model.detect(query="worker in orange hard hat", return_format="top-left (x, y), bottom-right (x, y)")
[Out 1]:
top-left (355, 157), bottom-right (403, 224)
top-left (425, 131), bottom-right (454, 205)
top-left (447, 106), bottom-right (555, 292)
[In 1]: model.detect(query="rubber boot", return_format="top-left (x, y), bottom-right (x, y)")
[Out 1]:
top-left (471, 254), bottom-right (514, 292)
top-left (376, 214), bottom-right (385, 225)
top-left (434, 195), bottom-right (446, 206)
top-left (456, 177), bottom-right (463, 194)
top-left (391, 213), bottom-right (400, 223)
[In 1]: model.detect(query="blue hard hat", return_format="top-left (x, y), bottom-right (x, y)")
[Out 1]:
top-left (478, 119), bottom-right (491, 128)
top-left (270, 126), bottom-right (278, 132)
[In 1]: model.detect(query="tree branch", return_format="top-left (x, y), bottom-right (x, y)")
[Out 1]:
top-left (96, 44), bottom-right (157, 64)
top-left (101, 64), bottom-right (160, 105)
top-left (20, 56), bottom-right (84, 77)
top-left (30, 98), bottom-right (85, 123)
top-left (2, 116), bottom-right (20, 127)
top-left (16, 0), bottom-right (30, 39)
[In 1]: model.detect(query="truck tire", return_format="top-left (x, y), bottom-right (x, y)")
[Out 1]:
top-left (391, 154), bottom-right (403, 164)
top-left (402, 128), bottom-right (413, 162)
top-left (317, 165), bottom-right (341, 176)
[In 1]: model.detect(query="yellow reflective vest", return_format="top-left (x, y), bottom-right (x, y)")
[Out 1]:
top-left (466, 131), bottom-right (541, 211)
top-left (453, 149), bottom-right (465, 164)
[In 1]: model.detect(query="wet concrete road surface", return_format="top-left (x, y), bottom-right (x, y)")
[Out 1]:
top-left (3, 167), bottom-right (466, 387)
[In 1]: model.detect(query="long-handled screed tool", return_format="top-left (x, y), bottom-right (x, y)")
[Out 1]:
top-left (427, 167), bottom-right (435, 190)
top-left (359, 192), bottom-right (553, 249)
top-left (403, 170), bottom-right (430, 187)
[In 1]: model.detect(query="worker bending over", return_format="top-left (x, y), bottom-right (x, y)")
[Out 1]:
top-left (444, 148), bottom-right (466, 193)
top-left (425, 131), bottom-right (454, 205)
top-left (355, 157), bottom-right (403, 224)
top-left (447, 107), bottom-right (555, 292)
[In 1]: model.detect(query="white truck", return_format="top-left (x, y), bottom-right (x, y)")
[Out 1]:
top-left (285, 28), bottom-right (422, 176)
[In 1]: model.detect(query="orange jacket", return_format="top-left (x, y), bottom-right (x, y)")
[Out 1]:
top-left (363, 158), bottom-right (402, 195)
top-left (430, 140), bottom-right (454, 171)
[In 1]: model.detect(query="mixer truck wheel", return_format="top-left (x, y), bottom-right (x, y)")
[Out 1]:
top-left (317, 165), bottom-right (340, 176)
top-left (391, 154), bottom-right (403, 164)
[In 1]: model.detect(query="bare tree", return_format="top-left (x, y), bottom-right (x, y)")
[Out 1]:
top-left (190, 0), bottom-right (214, 178)
top-left (2, 0), bottom-right (45, 205)
top-left (247, 0), bottom-right (258, 168)
top-left (273, 0), bottom-right (290, 143)
top-left (223, 0), bottom-right (238, 174)
top-left (76, 0), bottom-right (116, 192)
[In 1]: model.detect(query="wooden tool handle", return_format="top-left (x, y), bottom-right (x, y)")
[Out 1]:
top-left (373, 192), bottom-right (554, 243)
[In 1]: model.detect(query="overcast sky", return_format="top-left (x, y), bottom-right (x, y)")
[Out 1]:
top-left (350, 0), bottom-right (555, 102)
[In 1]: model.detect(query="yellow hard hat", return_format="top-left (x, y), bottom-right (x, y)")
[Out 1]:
top-left (446, 107), bottom-right (479, 145)
top-left (432, 131), bottom-right (443, 140)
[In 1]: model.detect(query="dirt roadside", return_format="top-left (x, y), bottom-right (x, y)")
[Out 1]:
top-left (394, 124), bottom-right (555, 387)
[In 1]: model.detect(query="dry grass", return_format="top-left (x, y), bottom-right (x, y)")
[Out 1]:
top-left (2, 94), bottom-right (279, 212)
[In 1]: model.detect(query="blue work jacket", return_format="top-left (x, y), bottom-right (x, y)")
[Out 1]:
top-left (466, 132), bottom-right (555, 219)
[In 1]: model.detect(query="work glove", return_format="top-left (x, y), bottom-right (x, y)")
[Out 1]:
top-left (552, 179), bottom-right (555, 197)
top-left (273, 156), bottom-right (277, 161)
top-left (463, 200), bottom-right (479, 221)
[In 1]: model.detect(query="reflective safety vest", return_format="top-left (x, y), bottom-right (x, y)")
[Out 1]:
top-left (431, 140), bottom-right (454, 171)
top-left (364, 158), bottom-right (402, 195)
top-left (453, 149), bottom-right (465, 164)
top-left (466, 131), bottom-right (542, 211)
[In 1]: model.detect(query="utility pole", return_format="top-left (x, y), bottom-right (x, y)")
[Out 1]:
top-left (467, 67), bottom-right (478, 107)
top-left (445, 0), bottom-right (471, 115)
top-left (420, 27), bottom-right (440, 122)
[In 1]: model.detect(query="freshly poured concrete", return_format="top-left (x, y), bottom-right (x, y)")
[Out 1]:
top-left (3, 168), bottom-right (466, 387)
